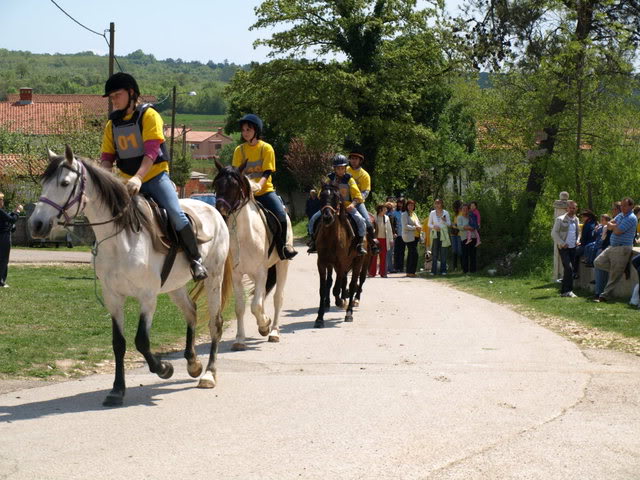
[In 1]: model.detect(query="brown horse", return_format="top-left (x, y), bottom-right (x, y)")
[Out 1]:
top-left (314, 183), bottom-right (366, 328)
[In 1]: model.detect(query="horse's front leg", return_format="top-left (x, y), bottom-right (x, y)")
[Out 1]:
top-left (102, 293), bottom-right (126, 407)
top-left (168, 288), bottom-right (202, 379)
top-left (315, 263), bottom-right (328, 328)
top-left (345, 267), bottom-right (360, 323)
top-left (354, 263), bottom-right (367, 307)
top-left (135, 295), bottom-right (174, 380)
top-left (198, 277), bottom-right (224, 388)
top-left (251, 270), bottom-right (271, 337)
top-left (231, 273), bottom-right (247, 351)
top-left (269, 262), bottom-right (289, 342)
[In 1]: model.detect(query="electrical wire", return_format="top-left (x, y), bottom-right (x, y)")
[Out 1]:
top-left (49, 0), bottom-right (123, 72)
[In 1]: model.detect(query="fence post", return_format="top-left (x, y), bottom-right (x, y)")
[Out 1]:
top-left (552, 191), bottom-right (570, 281)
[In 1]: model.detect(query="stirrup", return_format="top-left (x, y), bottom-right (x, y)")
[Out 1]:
top-left (190, 259), bottom-right (208, 281)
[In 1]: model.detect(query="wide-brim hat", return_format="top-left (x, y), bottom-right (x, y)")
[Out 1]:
top-left (348, 152), bottom-right (364, 161)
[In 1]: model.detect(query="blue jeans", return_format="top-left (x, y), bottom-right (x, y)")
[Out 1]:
top-left (594, 268), bottom-right (609, 297)
top-left (354, 202), bottom-right (372, 228)
top-left (308, 208), bottom-right (366, 236)
top-left (431, 236), bottom-right (448, 274)
top-left (256, 191), bottom-right (287, 223)
top-left (140, 172), bottom-right (189, 231)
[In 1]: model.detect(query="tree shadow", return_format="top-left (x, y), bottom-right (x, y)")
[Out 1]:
top-left (531, 283), bottom-right (561, 290)
top-left (0, 378), bottom-right (195, 424)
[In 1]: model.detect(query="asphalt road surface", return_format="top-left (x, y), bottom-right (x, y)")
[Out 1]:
top-left (1, 248), bottom-right (639, 479)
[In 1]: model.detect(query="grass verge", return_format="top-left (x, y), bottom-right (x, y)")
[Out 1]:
top-left (0, 265), bottom-right (234, 378)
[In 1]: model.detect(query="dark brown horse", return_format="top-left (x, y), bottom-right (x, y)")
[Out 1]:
top-left (314, 183), bottom-right (366, 327)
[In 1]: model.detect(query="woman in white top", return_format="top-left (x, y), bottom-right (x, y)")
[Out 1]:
top-left (427, 199), bottom-right (452, 275)
top-left (401, 199), bottom-right (422, 277)
top-left (368, 203), bottom-right (394, 277)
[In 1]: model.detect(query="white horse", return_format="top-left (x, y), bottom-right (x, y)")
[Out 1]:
top-left (213, 160), bottom-right (291, 350)
top-left (29, 146), bottom-right (232, 407)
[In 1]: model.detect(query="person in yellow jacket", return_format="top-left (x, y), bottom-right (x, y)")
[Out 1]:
top-left (100, 72), bottom-right (207, 280)
top-left (307, 155), bottom-right (368, 255)
top-left (232, 114), bottom-right (297, 260)
top-left (347, 151), bottom-right (379, 253)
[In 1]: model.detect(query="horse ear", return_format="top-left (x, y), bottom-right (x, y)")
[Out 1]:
top-left (215, 159), bottom-right (225, 172)
top-left (47, 148), bottom-right (58, 161)
top-left (64, 144), bottom-right (74, 165)
top-left (239, 159), bottom-right (248, 174)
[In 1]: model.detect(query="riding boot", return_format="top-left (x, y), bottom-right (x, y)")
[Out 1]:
top-left (307, 221), bottom-right (320, 254)
top-left (356, 235), bottom-right (367, 256)
top-left (177, 227), bottom-right (208, 281)
top-left (366, 224), bottom-right (380, 255)
top-left (277, 220), bottom-right (298, 260)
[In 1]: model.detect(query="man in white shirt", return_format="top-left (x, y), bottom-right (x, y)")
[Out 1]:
top-left (551, 200), bottom-right (580, 297)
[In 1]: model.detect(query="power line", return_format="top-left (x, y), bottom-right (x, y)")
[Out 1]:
top-left (49, 0), bottom-right (123, 72)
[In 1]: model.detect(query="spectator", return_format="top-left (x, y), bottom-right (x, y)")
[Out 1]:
top-left (0, 192), bottom-right (23, 288)
top-left (585, 214), bottom-right (610, 267)
top-left (369, 203), bottom-right (394, 277)
top-left (450, 200), bottom-right (462, 271)
top-left (594, 197), bottom-right (638, 302)
top-left (305, 189), bottom-right (322, 220)
top-left (593, 212), bottom-right (614, 299)
top-left (467, 201), bottom-right (482, 246)
top-left (385, 200), bottom-right (396, 273)
top-left (393, 197), bottom-right (406, 273)
top-left (550, 200), bottom-right (580, 298)
top-left (573, 209), bottom-right (597, 279)
top-left (457, 204), bottom-right (478, 273)
top-left (401, 199), bottom-right (422, 277)
top-left (427, 199), bottom-right (451, 275)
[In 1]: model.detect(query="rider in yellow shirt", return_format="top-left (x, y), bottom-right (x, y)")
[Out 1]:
top-left (232, 114), bottom-right (297, 260)
top-left (347, 151), bottom-right (379, 254)
top-left (100, 72), bottom-right (207, 280)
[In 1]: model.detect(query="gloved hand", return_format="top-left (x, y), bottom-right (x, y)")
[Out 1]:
top-left (126, 176), bottom-right (142, 196)
top-left (250, 181), bottom-right (261, 194)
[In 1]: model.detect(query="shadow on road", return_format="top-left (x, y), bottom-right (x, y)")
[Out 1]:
top-left (0, 379), bottom-right (194, 423)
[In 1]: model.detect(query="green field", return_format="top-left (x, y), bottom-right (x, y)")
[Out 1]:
top-left (160, 113), bottom-right (226, 131)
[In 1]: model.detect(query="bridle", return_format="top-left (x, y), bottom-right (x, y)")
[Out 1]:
top-left (39, 158), bottom-right (131, 228)
top-left (213, 169), bottom-right (251, 216)
top-left (319, 185), bottom-right (341, 226)
top-left (38, 161), bottom-right (87, 226)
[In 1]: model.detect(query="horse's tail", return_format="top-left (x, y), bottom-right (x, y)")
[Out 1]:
top-left (220, 253), bottom-right (233, 312)
top-left (265, 265), bottom-right (277, 296)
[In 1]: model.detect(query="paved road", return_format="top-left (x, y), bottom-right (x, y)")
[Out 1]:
top-left (1, 249), bottom-right (639, 479)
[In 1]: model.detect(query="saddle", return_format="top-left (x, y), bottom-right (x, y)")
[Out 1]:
top-left (139, 195), bottom-right (214, 285)
top-left (254, 201), bottom-right (281, 258)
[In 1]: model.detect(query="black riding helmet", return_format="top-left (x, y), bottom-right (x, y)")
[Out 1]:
top-left (103, 72), bottom-right (140, 98)
top-left (332, 154), bottom-right (348, 167)
top-left (239, 114), bottom-right (263, 140)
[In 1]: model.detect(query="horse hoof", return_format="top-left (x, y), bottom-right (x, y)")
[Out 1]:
top-left (344, 315), bottom-right (353, 322)
top-left (231, 343), bottom-right (246, 351)
top-left (158, 362), bottom-right (174, 379)
top-left (353, 300), bottom-right (360, 307)
top-left (187, 360), bottom-right (203, 378)
top-left (197, 372), bottom-right (216, 389)
top-left (268, 333), bottom-right (280, 343)
top-left (258, 326), bottom-right (270, 337)
top-left (103, 392), bottom-right (124, 407)
top-left (314, 319), bottom-right (325, 328)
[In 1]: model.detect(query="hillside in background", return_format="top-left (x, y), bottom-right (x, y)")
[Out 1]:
top-left (0, 48), bottom-right (251, 115)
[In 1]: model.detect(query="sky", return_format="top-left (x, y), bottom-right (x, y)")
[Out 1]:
top-left (0, 0), bottom-right (464, 65)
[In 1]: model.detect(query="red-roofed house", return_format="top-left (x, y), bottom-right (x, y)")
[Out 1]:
top-left (164, 127), bottom-right (234, 159)
top-left (0, 153), bottom-right (47, 178)
top-left (6, 88), bottom-right (157, 120)
top-left (0, 101), bottom-right (85, 135)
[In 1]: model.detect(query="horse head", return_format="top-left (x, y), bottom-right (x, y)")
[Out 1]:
top-left (213, 159), bottom-right (251, 217)
top-left (29, 145), bottom-right (87, 238)
top-left (318, 182), bottom-right (342, 227)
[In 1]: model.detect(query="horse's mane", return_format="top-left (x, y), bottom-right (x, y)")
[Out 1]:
top-left (42, 156), bottom-right (151, 233)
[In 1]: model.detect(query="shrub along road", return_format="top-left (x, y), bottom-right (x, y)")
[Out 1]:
top-left (1, 248), bottom-right (639, 479)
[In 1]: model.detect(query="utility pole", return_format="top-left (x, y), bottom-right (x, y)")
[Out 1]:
top-left (169, 85), bottom-right (177, 171)
top-left (108, 22), bottom-right (115, 115)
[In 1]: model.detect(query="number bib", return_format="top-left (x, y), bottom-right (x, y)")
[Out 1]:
top-left (113, 123), bottom-right (144, 159)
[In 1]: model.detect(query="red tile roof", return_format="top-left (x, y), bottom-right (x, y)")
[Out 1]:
top-left (6, 94), bottom-right (157, 118)
top-left (0, 102), bottom-right (85, 134)
top-left (0, 153), bottom-right (48, 177)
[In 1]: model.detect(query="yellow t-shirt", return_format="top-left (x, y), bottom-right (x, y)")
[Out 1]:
top-left (346, 166), bottom-right (371, 200)
top-left (232, 140), bottom-right (276, 196)
top-left (101, 107), bottom-right (167, 182)
top-left (322, 174), bottom-right (363, 208)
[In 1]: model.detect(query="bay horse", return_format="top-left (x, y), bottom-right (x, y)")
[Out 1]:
top-left (29, 146), bottom-right (232, 407)
top-left (213, 160), bottom-right (291, 350)
top-left (314, 183), bottom-right (366, 327)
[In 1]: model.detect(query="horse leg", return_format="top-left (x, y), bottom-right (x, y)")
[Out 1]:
top-left (354, 265), bottom-right (367, 307)
top-left (269, 261), bottom-right (289, 342)
top-left (333, 271), bottom-right (344, 308)
top-left (198, 277), bottom-right (224, 388)
top-left (251, 270), bottom-right (271, 337)
top-left (135, 296), bottom-right (174, 380)
top-left (231, 273), bottom-right (247, 351)
top-left (168, 288), bottom-right (202, 378)
top-left (345, 267), bottom-right (360, 323)
top-left (315, 263), bottom-right (328, 328)
top-left (102, 293), bottom-right (126, 407)
top-left (325, 269), bottom-right (332, 308)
